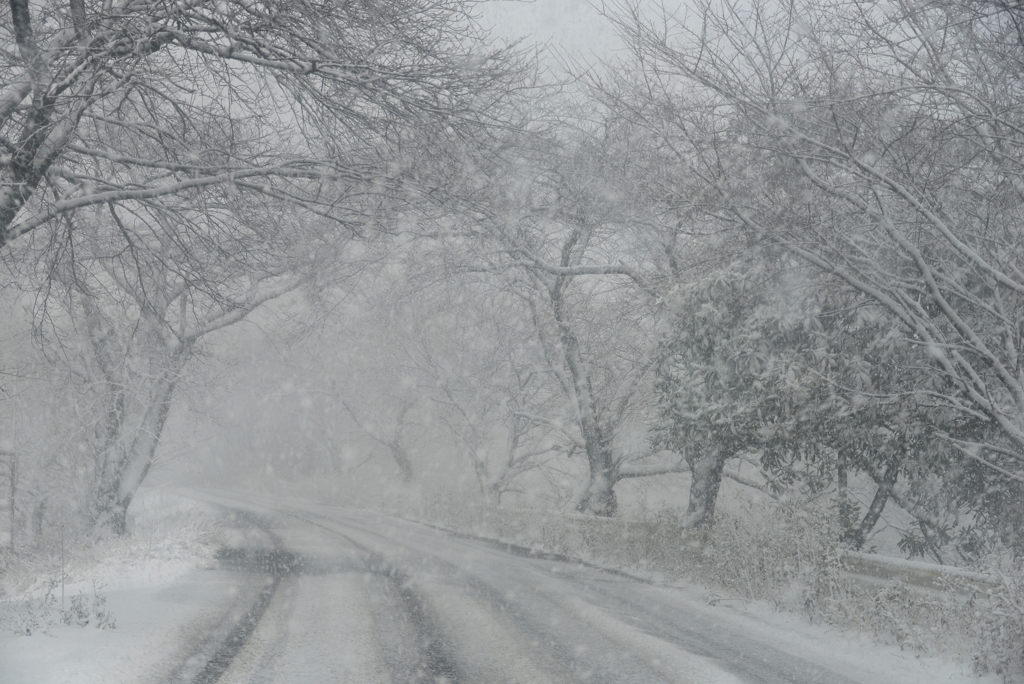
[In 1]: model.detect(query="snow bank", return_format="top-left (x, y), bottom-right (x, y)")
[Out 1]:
top-left (0, 487), bottom-right (224, 632)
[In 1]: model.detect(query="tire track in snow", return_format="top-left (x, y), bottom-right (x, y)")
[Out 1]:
top-left (164, 513), bottom-right (299, 684)
top-left (187, 575), bottom-right (281, 684)
top-left (207, 505), bottom-right (467, 684)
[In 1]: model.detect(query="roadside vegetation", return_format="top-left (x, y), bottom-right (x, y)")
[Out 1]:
top-left (0, 493), bottom-right (223, 636)
top-left (418, 493), bottom-right (1024, 681)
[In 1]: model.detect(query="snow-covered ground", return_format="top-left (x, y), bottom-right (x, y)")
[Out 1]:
top-left (0, 488), bottom-right (243, 684)
top-left (0, 487), bottom-right (1009, 684)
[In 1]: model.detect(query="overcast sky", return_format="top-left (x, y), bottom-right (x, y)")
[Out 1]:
top-left (479, 0), bottom-right (631, 63)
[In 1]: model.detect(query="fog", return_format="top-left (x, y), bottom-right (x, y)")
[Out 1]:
top-left (2, 0), bottom-right (1024, 682)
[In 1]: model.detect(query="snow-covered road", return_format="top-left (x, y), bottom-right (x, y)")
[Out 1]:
top-left (1, 491), bottom-right (996, 684)
top-left (184, 494), bottom-right (988, 684)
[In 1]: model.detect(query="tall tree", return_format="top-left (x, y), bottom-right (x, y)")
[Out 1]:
top-left (1, 0), bottom-right (527, 534)
top-left (449, 115), bottom-right (694, 515)
top-left (20, 195), bottom-right (347, 533)
top-left (610, 0), bottom-right (1024, 550)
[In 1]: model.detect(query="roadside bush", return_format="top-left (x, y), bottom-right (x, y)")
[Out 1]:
top-left (974, 570), bottom-right (1024, 681)
top-left (650, 503), bottom-right (997, 667)
top-left (0, 577), bottom-right (115, 635)
top-left (0, 495), bottom-right (221, 636)
top-left (678, 500), bottom-right (844, 614)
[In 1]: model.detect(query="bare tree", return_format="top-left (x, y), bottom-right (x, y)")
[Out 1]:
top-left (0, 0), bottom-right (520, 247)
top-left (21, 193), bottom-right (341, 532)
top-left (0, 0), bottom-right (527, 534)
top-left (447, 116), bottom-right (695, 515)
top-left (341, 397), bottom-right (417, 483)
top-left (397, 281), bottom-right (567, 501)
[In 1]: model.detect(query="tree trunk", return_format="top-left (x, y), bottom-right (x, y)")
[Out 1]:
top-left (341, 399), bottom-right (414, 483)
top-left (389, 443), bottom-right (414, 483)
top-left (837, 449), bottom-right (851, 538)
top-left (468, 446), bottom-right (490, 497)
top-left (548, 275), bottom-right (618, 517)
top-left (846, 462), bottom-right (899, 550)
top-left (4, 452), bottom-right (16, 554)
top-left (578, 462), bottom-right (618, 516)
top-left (31, 500), bottom-right (45, 544)
top-left (93, 356), bottom-right (183, 535)
top-left (681, 448), bottom-right (726, 528)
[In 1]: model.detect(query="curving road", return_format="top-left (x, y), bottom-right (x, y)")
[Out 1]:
top-left (165, 493), bottom-right (942, 684)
